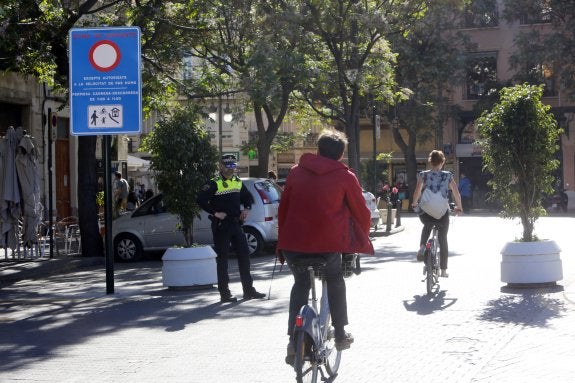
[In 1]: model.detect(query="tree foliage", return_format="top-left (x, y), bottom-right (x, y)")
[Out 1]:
top-left (477, 84), bottom-right (561, 241)
top-left (140, 106), bottom-right (219, 246)
top-left (181, 0), bottom-right (308, 177)
top-left (390, 0), bottom-right (474, 203)
top-left (293, 0), bottom-right (428, 173)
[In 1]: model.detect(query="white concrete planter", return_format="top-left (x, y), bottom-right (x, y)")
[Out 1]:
top-left (162, 246), bottom-right (218, 287)
top-left (378, 208), bottom-right (397, 224)
top-left (500, 240), bottom-right (563, 285)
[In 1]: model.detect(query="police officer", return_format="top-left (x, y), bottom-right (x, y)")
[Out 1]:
top-left (197, 154), bottom-right (266, 303)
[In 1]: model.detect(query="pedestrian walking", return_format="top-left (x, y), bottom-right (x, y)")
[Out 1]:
top-left (113, 171), bottom-right (129, 216)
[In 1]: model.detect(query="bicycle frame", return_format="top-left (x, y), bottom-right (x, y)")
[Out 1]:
top-left (295, 268), bottom-right (329, 349)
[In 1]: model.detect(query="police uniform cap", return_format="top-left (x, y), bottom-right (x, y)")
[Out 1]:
top-left (221, 153), bottom-right (237, 168)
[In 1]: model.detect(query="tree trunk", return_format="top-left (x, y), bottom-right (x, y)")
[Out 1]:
top-left (77, 136), bottom-right (104, 257)
top-left (392, 121), bottom-right (419, 208)
top-left (345, 91), bottom-right (362, 174)
top-left (253, 100), bottom-right (288, 178)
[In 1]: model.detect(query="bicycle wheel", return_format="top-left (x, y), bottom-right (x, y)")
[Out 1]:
top-left (325, 316), bottom-right (341, 376)
top-left (433, 243), bottom-right (440, 283)
top-left (294, 330), bottom-right (318, 383)
top-left (425, 243), bottom-right (434, 295)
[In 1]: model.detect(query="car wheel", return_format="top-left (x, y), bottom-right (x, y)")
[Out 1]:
top-left (114, 233), bottom-right (143, 262)
top-left (243, 226), bottom-right (263, 256)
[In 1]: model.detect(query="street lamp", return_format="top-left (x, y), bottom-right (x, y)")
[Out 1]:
top-left (207, 95), bottom-right (233, 153)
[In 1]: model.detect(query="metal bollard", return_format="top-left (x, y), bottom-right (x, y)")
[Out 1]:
top-left (395, 200), bottom-right (402, 227)
top-left (386, 202), bottom-right (392, 232)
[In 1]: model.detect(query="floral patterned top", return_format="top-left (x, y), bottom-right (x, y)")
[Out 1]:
top-left (418, 170), bottom-right (453, 199)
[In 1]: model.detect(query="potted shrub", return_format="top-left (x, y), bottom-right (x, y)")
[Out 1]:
top-left (141, 106), bottom-right (220, 287)
top-left (477, 84), bottom-right (563, 285)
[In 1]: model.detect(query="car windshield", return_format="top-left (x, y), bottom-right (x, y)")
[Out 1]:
top-left (132, 194), bottom-right (167, 217)
top-left (253, 180), bottom-right (281, 204)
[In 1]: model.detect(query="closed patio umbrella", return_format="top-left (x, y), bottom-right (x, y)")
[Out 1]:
top-left (0, 126), bottom-right (21, 251)
top-left (15, 132), bottom-right (41, 247)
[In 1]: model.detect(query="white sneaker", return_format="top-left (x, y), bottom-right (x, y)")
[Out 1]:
top-left (440, 269), bottom-right (449, 278)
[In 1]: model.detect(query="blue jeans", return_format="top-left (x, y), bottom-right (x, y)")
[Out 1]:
top-left (283, 251), bottom-right (348, 338)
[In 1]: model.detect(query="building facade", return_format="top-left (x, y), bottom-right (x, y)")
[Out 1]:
top-left (448, 0), bottom-right (575, 208)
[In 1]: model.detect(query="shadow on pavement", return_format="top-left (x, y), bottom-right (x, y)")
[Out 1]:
top-left (402, 290), bottom-right (458, 315)
top-left (478, 292), bottom-right (567, 327)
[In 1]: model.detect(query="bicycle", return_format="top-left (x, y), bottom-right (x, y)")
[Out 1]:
top-left (420, 204), bottom-right (458, 295)
top-left (422, 224), bottom-right (441, 296)
top-left (290, 253), bottom-right (359, 383)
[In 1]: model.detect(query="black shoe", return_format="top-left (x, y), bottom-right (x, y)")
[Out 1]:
top-left (243, 289), bottom-right (266, 300)
top-left (285, 341), bottom-right (295, 365)
top-left (335, 332), bottom-right (354, 351)
top-left (220, 294), bottom-right (238, 303)
top-left (416, 245), bottom-right (425, 262)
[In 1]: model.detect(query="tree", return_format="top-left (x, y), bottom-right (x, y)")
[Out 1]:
top-left (179, 0), bottom-right (307, 177)
top-left (389, 0), bottom-right (474, 204)
top-left (294, 0), bottom-right (428, 173)
top-left (0, 0), bottom-right (202, 256)
top-left (140, 106), bottom-right (219, 246)
top-left (477, 84), bottom-right (561, 241)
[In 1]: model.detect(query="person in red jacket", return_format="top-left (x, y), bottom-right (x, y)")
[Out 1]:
top-left (278, 128), bottom-right (374, 365)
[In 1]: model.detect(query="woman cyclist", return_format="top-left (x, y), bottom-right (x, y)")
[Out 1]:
top-left (411, 150), bottom-right (462, 278)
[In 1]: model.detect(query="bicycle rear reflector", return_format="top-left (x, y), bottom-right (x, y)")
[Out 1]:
top-left (295, 315), bottom-right (304, 327)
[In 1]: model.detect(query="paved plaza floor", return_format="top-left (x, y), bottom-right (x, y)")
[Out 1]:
top-left (1, 215), bottom-right (574, 382)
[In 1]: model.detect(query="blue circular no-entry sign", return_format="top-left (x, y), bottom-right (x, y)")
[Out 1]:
top-left (69, 27), bottom-right (142, 136)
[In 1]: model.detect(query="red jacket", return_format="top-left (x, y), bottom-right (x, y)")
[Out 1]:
top-left (277, 153), bottom-right (374, 255)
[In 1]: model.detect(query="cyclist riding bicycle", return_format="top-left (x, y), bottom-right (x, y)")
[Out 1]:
top-left (411, 150), bottom-right (462, 278)
top-left (277, 128), bottom-right (374, 365)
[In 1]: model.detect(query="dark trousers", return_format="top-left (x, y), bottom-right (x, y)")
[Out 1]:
top-left (284, 252), bottom-right (348, 338)
top-left (418, 211), bottom-right (450, 270)
top-left (212, 219), bottom-right (253, 296)
top-left (461, 196), bottom-right (472, 211)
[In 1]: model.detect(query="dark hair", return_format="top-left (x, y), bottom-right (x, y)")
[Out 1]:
top-left (317, 128), bottom-right (347, 160)
top-left (268, 170), bottom-right (277, 180)
top-left (114, 171), bottom-right (122, 178)
top-left (428, 150), bottom-right (445, 167)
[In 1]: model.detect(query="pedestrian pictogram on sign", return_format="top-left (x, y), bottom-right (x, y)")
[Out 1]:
top-left (88, 105), bottom-right (123, 128)
top-left (69, 27), bottom-right (141, 136)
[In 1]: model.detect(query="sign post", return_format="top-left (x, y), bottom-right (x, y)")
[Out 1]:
top-left (69, 26), bottom-right (142, 294)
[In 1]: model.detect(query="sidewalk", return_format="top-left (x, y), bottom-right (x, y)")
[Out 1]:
top-left (1, 215), bottom-right (574, 382)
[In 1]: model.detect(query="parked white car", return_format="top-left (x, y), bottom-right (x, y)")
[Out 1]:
top-left (112, 178), bottom-right (281, 261)
top-left (363, 190), bottom-right (380, 229)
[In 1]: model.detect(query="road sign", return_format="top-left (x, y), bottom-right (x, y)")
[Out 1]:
top-left (69, 27), bottom-right (142, 136)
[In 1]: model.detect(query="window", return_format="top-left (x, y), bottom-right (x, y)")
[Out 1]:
top-left (182, 54), bottom-right (194, 80)
top-left (519, 1), bottom-right (552, 24)
top-left (515, 62), bottom-right (557, 97)
top-left (466, 53), bottom-right (498, 100)
top-left (462, 0), bottom-right (499, 28)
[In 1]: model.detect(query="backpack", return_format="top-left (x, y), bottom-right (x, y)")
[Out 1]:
top-left (419, 172), bottom-right (449, 219)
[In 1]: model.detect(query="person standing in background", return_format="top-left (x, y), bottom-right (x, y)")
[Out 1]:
top-left (458, 172), bottom-right (472, 212)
